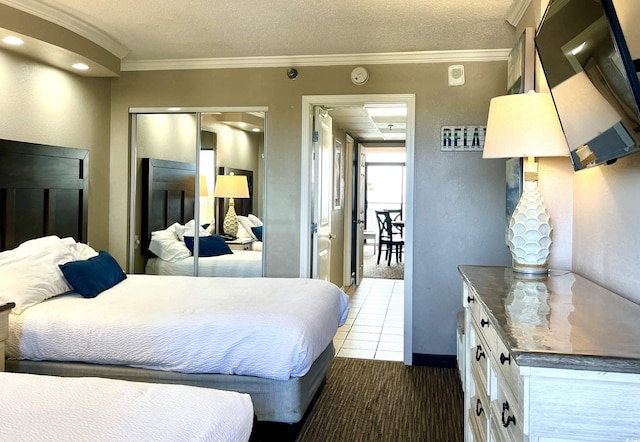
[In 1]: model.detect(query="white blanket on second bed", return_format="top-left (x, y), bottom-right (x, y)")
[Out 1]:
top-left (0, 372), bottom-right (253, 442)
top-left (145, 250), bottom-right (262, 277)
top-left (8, 275), bottom-right (349, 380)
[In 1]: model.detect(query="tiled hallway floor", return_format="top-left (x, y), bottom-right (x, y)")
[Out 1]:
top-left (335, 278), bottom-right (404, 361)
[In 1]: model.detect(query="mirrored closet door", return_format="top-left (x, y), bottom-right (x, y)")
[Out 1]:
top-left (128, 108), bottom-right (266, 277)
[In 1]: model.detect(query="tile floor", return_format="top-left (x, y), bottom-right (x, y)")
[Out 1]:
top-left (334, 277), bottom-right (404, 361)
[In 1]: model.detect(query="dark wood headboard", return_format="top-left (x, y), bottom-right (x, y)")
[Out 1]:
top-left (0, 139), bottom-right (88, 251)
top-left (141, 158), bottom-right (195, 255)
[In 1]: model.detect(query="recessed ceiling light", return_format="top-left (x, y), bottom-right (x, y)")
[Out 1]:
top-left (72, 63), bottom-right (89, 70)
top-left (2, 36), bottom-right (24, 45)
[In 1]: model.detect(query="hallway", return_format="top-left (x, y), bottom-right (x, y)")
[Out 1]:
top-left (334, 278), bottom-right (404, 361)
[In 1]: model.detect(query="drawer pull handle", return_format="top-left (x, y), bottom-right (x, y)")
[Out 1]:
top-left (501, 402), bottom-right (516, 428)
top-left (500, 352), bottom-right (511, 365)
top-left (475, 398), bottom-right (484, 416)
top-left (475, 345), bottom-right (485, 361)
top-left (480, 318), bottom-right (490, 328)
top-left (467, 296), bottom-right (475, 303)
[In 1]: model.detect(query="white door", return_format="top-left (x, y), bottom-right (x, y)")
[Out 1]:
top-left (355, 143), bottom-right (366, 285)
top-left (312, 107), bottom-right (333, 281)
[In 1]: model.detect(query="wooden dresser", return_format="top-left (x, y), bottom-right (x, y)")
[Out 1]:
top-left (0, 302), bottom-right (15, 372)
top-left (459, 265), bottom-right (640, 442)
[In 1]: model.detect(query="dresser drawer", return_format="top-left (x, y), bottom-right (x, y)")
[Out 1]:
top-left (469, 395), bottom-right (488, 442)
top-left (490, 387), bottom-right (525, 442)
top-left (491, 334), bottom-right (523, 403)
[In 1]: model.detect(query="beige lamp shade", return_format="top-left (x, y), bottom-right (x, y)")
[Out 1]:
top-left (199, 175), bottom-right (209, 197)
top-left (550, 71), bottom-right (621, 150)
top-left (483, 91), bottom-right (568, 159)
top-left (213, 174), bottom-right (250, 199)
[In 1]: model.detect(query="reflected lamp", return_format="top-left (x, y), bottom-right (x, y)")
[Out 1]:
top-left (213, 173), bottom-right (249, 237)
top-left (483, 91), bottom-right (568, 274)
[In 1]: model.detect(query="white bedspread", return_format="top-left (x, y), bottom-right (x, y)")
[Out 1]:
top-left (0, 372), bottom-right (253, 442)
top-left (145, 250), bottom-right (262, 277)
top-left (8, 275), bottom-right (349, 380)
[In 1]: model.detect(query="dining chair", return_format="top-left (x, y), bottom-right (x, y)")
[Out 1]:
top-left (375, 210), bottom-right (405, 266)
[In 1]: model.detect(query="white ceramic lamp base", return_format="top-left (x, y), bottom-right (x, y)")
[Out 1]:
top-left (507, 179), bottom-right (552, 274)
top-left (222, 198), bottom-right (239, 237)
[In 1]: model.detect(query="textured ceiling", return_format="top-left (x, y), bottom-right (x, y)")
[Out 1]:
top-left (10, 0), bottom-right (517, 61)
top-left (1, 0), bottom-right (520, 141)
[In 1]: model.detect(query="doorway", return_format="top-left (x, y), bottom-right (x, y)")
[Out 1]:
top-left (301, 94), bottom-right (415, 365)
top-left (363, 148), bottom-right (406, 279)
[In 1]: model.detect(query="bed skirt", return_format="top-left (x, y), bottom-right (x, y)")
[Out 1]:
top-left (6, 342), bottom-right (335, 424)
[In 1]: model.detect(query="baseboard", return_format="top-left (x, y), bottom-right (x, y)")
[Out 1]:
top-left (412, 353), bottom-right (456, 368)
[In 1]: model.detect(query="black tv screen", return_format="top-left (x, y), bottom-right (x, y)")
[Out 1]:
top-left (536, 0), bottom-right (640, 170)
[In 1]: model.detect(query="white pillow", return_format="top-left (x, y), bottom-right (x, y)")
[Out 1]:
top-left (175, 220), bottom-right (211, 241)
top-left (236, 223), bottom-right (253, 240)
top-left (148, 229), bottom-right (191, 262)
top-left (0, 262), bottom-right (72, 314)
top-left (0, 235), bottom-right (71, 268)
top-left (237, 216), bottom-right (257, 240)
top-left (66, 241), bottom-right (99, 261)
top-left (248, 214), bottom-right (263, 227)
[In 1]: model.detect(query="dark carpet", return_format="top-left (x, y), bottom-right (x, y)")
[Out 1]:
top-left (294, 357), bottom-right (464, 442)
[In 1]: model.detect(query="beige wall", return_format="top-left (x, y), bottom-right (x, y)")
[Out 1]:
top-left (0, 49), bottom-right (111, 251)
top-left (110, 61), bottom-right (512, 356)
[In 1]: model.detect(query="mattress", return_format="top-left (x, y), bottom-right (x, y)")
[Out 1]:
top-left (8, 274), bottom-right (349, 380)
top-left (0, 371), bottom-right (253, 441)
top-left (145, 250), bottom-right (262, 277)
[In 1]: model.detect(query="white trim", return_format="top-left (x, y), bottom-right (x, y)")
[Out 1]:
top-left (122, 49), bottom-right (510, 72)
top-left (0, 0), bottom-right (130, 58)
top-left (505, 0), bottom-right (533, 27)
top-left (301, 94), bottom-right (415, 365)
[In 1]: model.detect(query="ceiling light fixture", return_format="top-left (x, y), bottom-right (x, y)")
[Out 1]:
top-left (72, 63), bottom-right (89, 70)
top-left (364, 104), bottom-right (407, 118)
top-left (2, 36), bottom-right (24, 45)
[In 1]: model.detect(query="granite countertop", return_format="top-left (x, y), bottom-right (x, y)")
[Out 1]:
top-left (459, 265), bottom-right (640, 374)
top-left (0, 302), bottom-right (15, 313)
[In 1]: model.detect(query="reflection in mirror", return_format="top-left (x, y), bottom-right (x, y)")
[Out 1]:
top-left (536, 0), bottom-right (640, 170)
top-left (130, 110), bottom-right (265, 277)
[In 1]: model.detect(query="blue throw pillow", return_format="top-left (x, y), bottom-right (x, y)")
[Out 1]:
top-left (59, 251), bottom-right (127, 298)
top-left (251, 226), bottom-right (263, 241)
top-left (183, 235), bottom-right (233, 257)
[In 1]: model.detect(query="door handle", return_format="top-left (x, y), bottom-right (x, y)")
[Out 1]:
top-left (329, 233), bottom-right (337, 239)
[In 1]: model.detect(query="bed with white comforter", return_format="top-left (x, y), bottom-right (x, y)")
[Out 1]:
top-left (0, 371), bottom-right (253, 442)
top-left (1, 235), bottom-right (349, 423)
top-left (8, 275), bottom-right (349, 380)
top-left (145, 250), bottom-right (262, 277)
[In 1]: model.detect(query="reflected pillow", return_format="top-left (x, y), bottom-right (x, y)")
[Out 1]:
top-left (149, 229), bottom-right (191, 262)
top-left (183, 235), bottom-right (233, 257)
top-left (251, 226), bottom-right (263, 241)
top-left (237, 216), bottom-right (258, 240)
top-left (248, 214), bottom-right (263, 227)
top-left (59, 251), bottom-right (127, 298)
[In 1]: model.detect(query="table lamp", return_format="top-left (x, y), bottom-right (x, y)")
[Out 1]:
top-left (483, 91), bottom-right (568, 274)
top-left (213, 173), bottom-right (249, 237)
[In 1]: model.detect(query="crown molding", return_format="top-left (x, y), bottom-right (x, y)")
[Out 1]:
top-left (121, 48), bottom-right (510, 72)
top-left (506, 0), bottom-right (533, 27)
top-left (0, 0), bottom-right (129, 58)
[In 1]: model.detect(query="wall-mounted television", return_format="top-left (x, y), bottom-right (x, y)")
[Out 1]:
top-left (536, 0), bottom-right (640, 171)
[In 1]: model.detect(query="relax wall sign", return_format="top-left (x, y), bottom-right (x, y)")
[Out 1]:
top-left (441, 125), bottom-right (486, 151)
